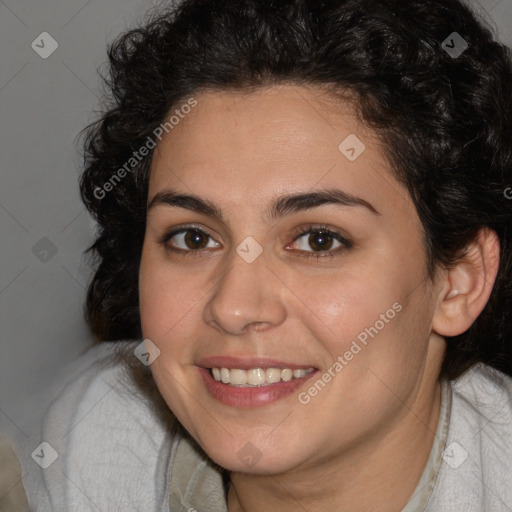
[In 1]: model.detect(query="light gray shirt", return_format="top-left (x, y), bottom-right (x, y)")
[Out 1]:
top-left (18, 340), bottom-right (512, 511)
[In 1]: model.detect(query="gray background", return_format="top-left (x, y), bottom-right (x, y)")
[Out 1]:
top-left (1, 0), bottom-right (511, 446)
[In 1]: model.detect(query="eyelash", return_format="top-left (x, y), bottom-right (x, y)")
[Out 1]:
top-left (158, 224), bottom-right (352, 260)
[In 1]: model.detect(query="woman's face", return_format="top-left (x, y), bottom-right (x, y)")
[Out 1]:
top-left (139, 84), bottom-right (444, 474)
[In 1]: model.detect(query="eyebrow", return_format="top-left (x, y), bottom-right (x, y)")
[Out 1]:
top-left (147, 188), bottom-right (380, 222)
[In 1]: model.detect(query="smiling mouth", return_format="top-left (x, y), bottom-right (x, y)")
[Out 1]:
top-left (209, 367), bottom-right (316, 387)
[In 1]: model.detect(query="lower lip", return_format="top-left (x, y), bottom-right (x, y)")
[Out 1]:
top-left (198, 367), bottom-right (318, 407)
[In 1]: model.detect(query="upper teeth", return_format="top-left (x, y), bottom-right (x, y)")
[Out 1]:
top-left (211, 367), bottom-right (314, 386)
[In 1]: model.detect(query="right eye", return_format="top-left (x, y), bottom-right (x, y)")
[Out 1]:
top-left (160, 226), bottom-right (221, 254)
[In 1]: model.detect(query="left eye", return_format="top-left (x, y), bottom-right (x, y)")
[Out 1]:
top-left (290, 228), bottom-right (350, 254)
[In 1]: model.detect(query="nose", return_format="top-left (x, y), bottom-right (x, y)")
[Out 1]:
top-left (202, 248), bottom-right (287, 335)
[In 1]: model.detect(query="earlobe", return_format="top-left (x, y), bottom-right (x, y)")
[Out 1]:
top-left (432, 228), bottom-right (500, 337)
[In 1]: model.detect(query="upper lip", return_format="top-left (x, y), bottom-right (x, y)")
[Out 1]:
top-left (197, 356), bottom-right (317, 370)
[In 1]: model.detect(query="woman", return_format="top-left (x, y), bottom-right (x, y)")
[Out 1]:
top-left (21, 0), bottom-right (512, 510)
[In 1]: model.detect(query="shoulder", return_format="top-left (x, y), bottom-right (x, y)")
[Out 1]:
top-left (21, 340), bottom-right (177, 511)
top-left (426, 364), bottom-right (512, 511)
top-left (450, 363), bottom-right (512, 442)
top-left (453, 361), bottom-right (512, 401)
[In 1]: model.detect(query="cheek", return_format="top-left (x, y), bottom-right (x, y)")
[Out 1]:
top-left (293, 260), bottom-right (429, 387)
top-left (287, 265), bottom-right (400, 353)
top-left (138, 252), bottom-right (200, 421)
top-left (139, 262), bottom-right (168, 338)
top-left (139, 249), bottom-right (197, 338)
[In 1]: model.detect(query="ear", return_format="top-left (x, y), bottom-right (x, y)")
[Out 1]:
top-left (432, 228), bottom-right (500, 337)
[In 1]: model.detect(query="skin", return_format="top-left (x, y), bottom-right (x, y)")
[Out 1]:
top-left (138, 84), bottom-right (499, 511)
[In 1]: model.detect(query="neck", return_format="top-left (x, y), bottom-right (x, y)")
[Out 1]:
top-left (227, 369), bottom-right (443, 512)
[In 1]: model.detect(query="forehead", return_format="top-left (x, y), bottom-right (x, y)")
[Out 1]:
top-left (148, 84), bottom-right (413, 219)
top-left (151, 84), bottom-right (361, 168)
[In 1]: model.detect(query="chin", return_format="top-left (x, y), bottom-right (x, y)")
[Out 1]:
top-left (199, 435), bottom-right (303, 475)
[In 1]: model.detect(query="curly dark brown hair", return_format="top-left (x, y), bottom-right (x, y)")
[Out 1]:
top-left (79, 0), bottom-right (512, 381)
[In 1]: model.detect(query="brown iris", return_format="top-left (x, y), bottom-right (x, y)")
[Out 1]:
top-left (184, 229), bottom-right (209, 250)
top-left (308, 230), bottom-right (334, 251)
